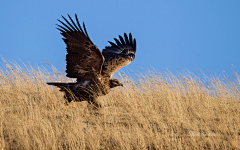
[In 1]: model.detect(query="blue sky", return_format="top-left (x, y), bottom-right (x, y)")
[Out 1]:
top-left (1, 1), bottom-right (240, 78)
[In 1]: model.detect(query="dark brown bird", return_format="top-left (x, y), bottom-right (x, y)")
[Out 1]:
top-left (47, 14), bottom-right (137, 108)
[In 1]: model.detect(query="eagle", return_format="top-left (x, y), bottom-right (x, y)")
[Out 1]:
top-left (47, 14), bottom-right (137, 108)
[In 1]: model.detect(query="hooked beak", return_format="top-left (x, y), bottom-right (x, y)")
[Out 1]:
top-left (120, 82), bottom-right (123, 87)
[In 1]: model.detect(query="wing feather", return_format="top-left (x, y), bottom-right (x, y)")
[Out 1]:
top-left (83, 22), bottom-right (90, 39)
top-left (124, 33), bottom-right (129, 45)
top-left (68, 14), bottom-right (80, 32)
top-left (75, 14), bottom-right (84, 33)
top-left (114, 38), bottom-right (121, 45)
top-left (57, 19), bottom-right (74, 32)
top-left (56, 24), bottom-right (69, 32)
top-left (61, 15), bottom-right (78, 31)
top-left (119, 35), bottom-right (125, 45)
top-left (101, 33), bottom-right (137, 77)
top-left (57, 14), bottom-right (104, 79)
top-left (129, 33), bottom-right (133, 45)
top-left (108, 41), bottom-right (118, 47)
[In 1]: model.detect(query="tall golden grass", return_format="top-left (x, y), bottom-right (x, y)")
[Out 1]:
top-left (0, 60), bottom-right (239, 149)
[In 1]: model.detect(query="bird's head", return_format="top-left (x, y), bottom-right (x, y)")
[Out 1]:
top-left (109, 79), bottom-right (123, 88)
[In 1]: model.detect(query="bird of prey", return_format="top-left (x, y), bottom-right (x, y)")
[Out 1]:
top-left (47, 14), bottom-right (137, 108)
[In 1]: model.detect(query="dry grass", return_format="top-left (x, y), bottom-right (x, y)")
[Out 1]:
top-left (0, 60), bottom-right (240, 150)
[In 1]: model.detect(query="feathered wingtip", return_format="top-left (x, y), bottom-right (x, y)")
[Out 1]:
top-left (56, 14), bottom-right (90, 38)
top-left (108, 33), bottom-right (137, 52)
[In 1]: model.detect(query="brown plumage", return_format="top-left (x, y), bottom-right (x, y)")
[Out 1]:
top-left (47, 14), bottom-right (137, 108)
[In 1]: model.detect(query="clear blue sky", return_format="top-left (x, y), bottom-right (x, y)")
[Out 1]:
top-left (1, 1), bottom-right (240, 78)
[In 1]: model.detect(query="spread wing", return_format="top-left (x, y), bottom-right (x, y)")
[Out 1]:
top-left (57, 14), bottom-right (104, 79)
top-left (101, 33), bottom-right (136, 77)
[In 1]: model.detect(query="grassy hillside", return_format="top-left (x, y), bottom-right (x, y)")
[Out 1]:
top-left (0, 61), bottom-right (240, 149)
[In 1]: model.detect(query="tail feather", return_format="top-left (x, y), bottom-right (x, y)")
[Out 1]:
top-left (47, 82), bottom-right (76, 101)
top-left (47, 82), bottom-right (77, 92)
top-left (47, 82), bottom-right (77, 86)
top-left (47, 82), bottom-right (68, 87)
